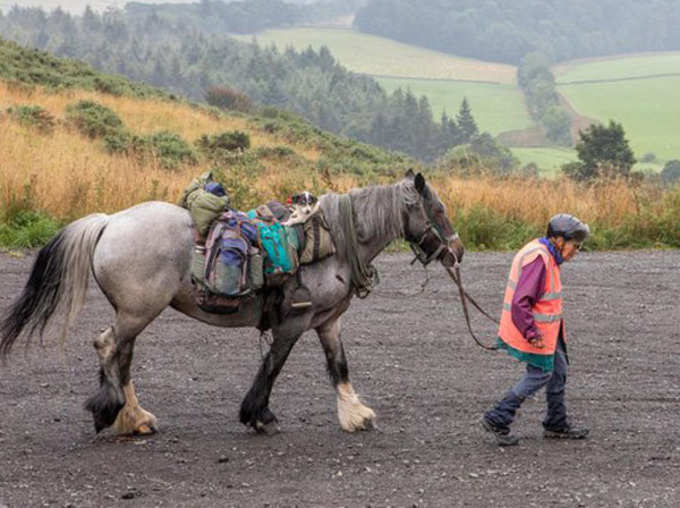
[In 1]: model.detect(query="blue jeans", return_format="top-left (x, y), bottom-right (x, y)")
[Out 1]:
top-left (485, 340), bottom-right (568, 430)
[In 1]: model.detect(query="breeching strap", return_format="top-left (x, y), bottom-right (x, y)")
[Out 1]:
top-left (338, 194), bottom-right (379, 298)
top-left (445, 263), bottom-right (499, 351)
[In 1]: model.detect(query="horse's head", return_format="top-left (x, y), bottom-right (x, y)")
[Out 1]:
top-left (402, 170), bottom-right (464, 267)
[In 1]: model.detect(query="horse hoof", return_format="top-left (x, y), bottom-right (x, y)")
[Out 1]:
top-left (255, 419), bottom-right (280, 435)
top-left (135, 424), bottom-right (156, 435)
top-left (361, 417), bottom-right (376, 431)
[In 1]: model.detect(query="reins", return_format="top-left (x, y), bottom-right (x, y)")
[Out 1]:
top-left (445, 259), bottom-right (499, 351)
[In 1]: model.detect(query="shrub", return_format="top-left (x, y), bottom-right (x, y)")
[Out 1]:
top-left (7, 104), bottom-right (55, 133)
top-left (146, 131), bottom-right (197, 170)
top-left (196, 131), bottom-right (251, 154)
top-left (204, 86), bottom-right (253, 113)
top-left (256, 145), bottom-right (295, 159)
top-left (65, 100), bottom-right (123, 138)
top-left (93, 76), bottom-right (124, 96)
top-left (0, 210), bottom-right (61, 249)
top-left (661, 160), bottom-right (680, 185)
top-left (640, 152), bottom-right (657, 163)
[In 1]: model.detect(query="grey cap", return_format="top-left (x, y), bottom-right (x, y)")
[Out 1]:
top-left (547, 213), bottom-right (590, 242)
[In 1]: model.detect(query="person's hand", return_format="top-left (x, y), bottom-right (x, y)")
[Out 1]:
top-left (527, 333), bottom-right (545, 349)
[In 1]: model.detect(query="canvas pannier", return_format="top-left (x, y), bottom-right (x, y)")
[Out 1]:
top-left (299, 213), bottom-right (335, 264)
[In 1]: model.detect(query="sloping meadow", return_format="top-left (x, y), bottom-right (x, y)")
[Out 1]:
top-left (1, 80), bottom-right (679, 250)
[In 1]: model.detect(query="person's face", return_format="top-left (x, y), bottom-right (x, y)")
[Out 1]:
top-left (554, 237), bottom-right (582, 262)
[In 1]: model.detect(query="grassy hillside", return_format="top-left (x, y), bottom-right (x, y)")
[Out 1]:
top-left (376, 77), bottom-right (531, 135)
top-left (2, 41), bottom-right (679, 251)
top-left (558, 76), bottom-right (680, 161)
top-left (553, 53), bottom-right (680, 163)
top-left (231, 27), bottom-right (518, 84)
top-left (231, 27), bottom-right (532, 144)
top-left (511, 147), bottom-right (578, 177)
top-left (554, 52), bottom-right (680, 82)
top-left (0, 38), bottom-right (171, 100)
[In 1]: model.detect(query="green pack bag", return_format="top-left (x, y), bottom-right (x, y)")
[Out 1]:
top-left (179, 171), bottom-right (229, 238)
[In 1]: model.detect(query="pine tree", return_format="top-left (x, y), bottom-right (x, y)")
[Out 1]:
top-left (457, 97), bottom-right (478, 143)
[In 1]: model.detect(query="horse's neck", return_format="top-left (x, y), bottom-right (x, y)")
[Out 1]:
top-left (351, 185), bottom-right (403, 263)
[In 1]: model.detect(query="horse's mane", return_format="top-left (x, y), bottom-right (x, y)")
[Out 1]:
top-left (320, 179), bottom-right (420, 260)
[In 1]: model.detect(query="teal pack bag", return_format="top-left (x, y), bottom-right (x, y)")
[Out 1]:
top-left (247, 209), bottom-right (299, 286)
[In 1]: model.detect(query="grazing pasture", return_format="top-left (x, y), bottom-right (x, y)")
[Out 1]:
top-left (558, 76), bottom-right (680, 162)
top-left (376, 77), bottom-right (531, 135)
top-left (231, 27), bottom-right (518, 84)
top-left (553, 52), bottom-right (680, 82)
top-left (510, 147), bottom-right (578, 177)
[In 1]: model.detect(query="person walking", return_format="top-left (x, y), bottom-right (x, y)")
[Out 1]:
top-left (481, 213), bottom-right (591, 446)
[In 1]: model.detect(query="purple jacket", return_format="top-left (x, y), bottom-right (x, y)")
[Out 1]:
top-left (511, 256), bottom-right (547, 341)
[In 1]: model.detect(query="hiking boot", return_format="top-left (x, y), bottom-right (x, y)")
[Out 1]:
top-left (481, 417), bottom-right (519, 446)
top-left (543, 425), bottom-right (589, 440)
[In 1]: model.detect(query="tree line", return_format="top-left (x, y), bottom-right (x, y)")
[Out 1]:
top-left (354, 0), bottom-right (680, 64)
top-left (0, 4), bottom-right (479, 162)
top-left (517, 52), bottom-right (570, 146)
top-left (124, 0), bottom-right (363, 35)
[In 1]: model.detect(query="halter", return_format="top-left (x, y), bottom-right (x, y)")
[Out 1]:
top-left (406, 194), bottom-right (458, 267)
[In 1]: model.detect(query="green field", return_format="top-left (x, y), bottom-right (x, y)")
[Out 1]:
top-left (231, 27), bottom-right (517, 84)
top-left (376, 76), bottom-right (531, 135)
top-left (554, 52), bottom-right (680, 82)
top-left (511, 147), bottom-right (578, 177)
top-left (558, 76), bottom-right (680, 161)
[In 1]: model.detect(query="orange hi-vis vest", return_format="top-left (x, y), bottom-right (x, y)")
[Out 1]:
top-left (497, 239), bottom-right (564, 370)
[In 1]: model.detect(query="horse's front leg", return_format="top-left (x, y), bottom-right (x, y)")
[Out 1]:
top-left (316, 317), bottom-right (376, 432)
top-left (239, 327), bottom-right (302, 434)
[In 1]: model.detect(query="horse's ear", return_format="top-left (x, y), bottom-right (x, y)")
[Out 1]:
top-left (405, 168), bottom-right (415, 180)
top-left (414, 173), bottom-right (426, 195)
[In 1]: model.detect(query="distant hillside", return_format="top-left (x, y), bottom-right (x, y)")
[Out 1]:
top-left (555, 54), bottom-right (680, 162)
top-left (354, 0), bottom-right (680, 65)
top-left (0, 6), bottom-right (469, 162)
top-left (0, 38), bottom-right (410, 228)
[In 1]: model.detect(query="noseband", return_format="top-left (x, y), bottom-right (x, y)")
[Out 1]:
top-left (406, 199), bottom-right (458, 266)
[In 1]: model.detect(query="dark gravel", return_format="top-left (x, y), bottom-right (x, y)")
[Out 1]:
top-left (1, 249), bottom-right (679, 507)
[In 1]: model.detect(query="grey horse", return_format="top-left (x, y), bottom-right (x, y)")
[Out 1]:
top-left (0, 171), bottom-right (463, 435)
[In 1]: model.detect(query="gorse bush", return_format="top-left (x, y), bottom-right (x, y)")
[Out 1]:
top-left (196, 131), bottom-right (251, 155)
top-left (146, 131), bottom-right (197, 170)
top-left (66, 100), bottom-right (124, 138)
top-left (7, 104), bottom-right (55, 133)
top-left (204, 86), bottom-right (253, 113)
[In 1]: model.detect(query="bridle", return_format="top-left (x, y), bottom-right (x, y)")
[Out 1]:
top-left (405, 194), bottom-right (458, 267)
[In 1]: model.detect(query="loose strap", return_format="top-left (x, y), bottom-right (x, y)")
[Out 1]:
top-left (338, 194), bottom-right (379, 298)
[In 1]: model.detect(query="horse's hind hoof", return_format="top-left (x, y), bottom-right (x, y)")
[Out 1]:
top-left (255, 419), bottom-right (280, 435)
top-left (361, 417), bottom-right (376, 431)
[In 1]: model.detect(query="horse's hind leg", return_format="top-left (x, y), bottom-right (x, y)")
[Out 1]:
top-left (316, 317), bottom-right (376, 432)
top-left (85, 314), bottom-right (157, 434)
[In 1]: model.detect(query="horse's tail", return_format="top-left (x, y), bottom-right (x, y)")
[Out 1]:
top-left (0, 213), bottom-right (109, 357)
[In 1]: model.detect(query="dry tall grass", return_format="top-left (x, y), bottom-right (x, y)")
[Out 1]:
top-left (2, 82), bottom-right (678, 248)
top-left (0, 83), bottom-right (341, 220)
top-left (435, 175), bottom-right (665, 229)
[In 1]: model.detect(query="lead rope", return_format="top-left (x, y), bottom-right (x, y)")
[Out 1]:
top-left (445, 259), bottom-right (499, 351)
top-left (373, 262), bottom-right (431, 299)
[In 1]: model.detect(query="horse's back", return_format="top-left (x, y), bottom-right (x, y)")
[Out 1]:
top-left (92, 201), bottom-right (193, 312)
